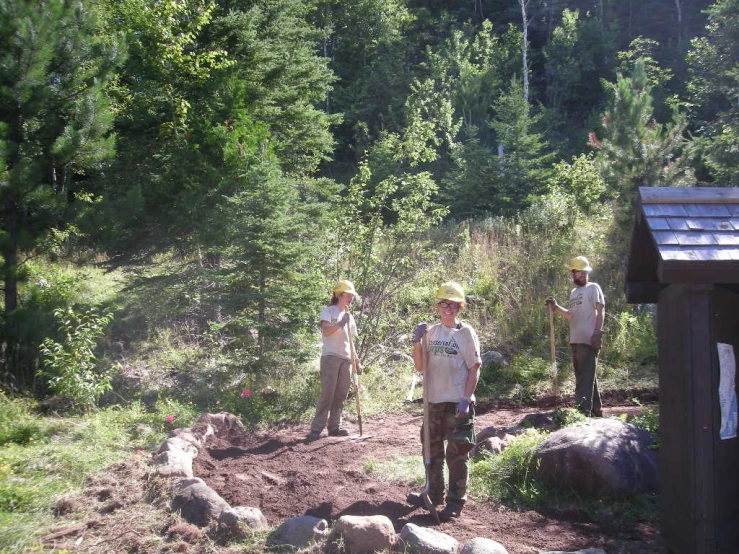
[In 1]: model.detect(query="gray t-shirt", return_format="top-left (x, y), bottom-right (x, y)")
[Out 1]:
top-left (568, 282), bottom-right (605, 344)
top-left (425, 322), bottom-right (482, 403)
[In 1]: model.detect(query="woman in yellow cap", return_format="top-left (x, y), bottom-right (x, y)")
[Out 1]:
top-left (307, 280), bottom-right (360, 441)
top-left (408, 281), bottom-right (482, 522)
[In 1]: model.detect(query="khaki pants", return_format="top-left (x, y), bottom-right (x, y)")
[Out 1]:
top-left (311, 354), bottom-right (352, 433)
top-left (422, 402), bottom-right (476, 507)
top-left (571, 343), bottom-right (602, 417)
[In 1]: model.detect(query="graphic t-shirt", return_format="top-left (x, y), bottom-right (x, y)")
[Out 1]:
top-left (320, 305), bottom-right (356, 360)
top-left (568, 282), bottom-right (605, 344)
top-left (425, 322), bottom-right (482, 403)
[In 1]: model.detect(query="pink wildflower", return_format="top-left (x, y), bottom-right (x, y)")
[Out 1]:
top-left (240, 388), bottom-right (252, 398)
top-left (164, 415), bottom-right (175, 423)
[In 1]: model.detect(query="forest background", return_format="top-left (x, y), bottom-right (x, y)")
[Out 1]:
top-left (0, 0), bottom-right (736, 549)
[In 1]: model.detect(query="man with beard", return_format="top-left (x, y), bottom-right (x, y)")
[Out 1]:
top-left (546, 256), bottom-right (605, 417)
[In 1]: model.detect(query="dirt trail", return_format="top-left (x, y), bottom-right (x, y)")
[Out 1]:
top-left (193, 398), bottom-right (661, 554)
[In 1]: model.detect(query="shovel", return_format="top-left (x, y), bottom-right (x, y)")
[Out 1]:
top-left (548, 302), bottom-right (559, 396)
top-left (419, 334), bottom-right (440, 524)
top-left (348, 328), bottom-right (364, 436)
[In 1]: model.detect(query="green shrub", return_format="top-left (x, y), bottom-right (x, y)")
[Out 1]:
top-left (605, 310), bottom-right (657, 368)
top-left (39, 308), bottom-right (113, 411)
top-left (469, 429), bottom-right (548, 507)
top-left (552, 407), bottom-right (587, 428)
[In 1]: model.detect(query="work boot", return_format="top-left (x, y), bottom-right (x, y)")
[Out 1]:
top-left (306, 430), bottom-right (321, 443)
top-left (406, 491), bottom-right (443, 507)
top-left (328, 427), bottom-right (349, 437)
top-left (438, 503), bottom-right (462, 522)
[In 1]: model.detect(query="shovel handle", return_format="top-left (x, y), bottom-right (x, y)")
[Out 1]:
top-left (548, 303), bottom-right (559, 396)
top-left (348, 328), bottom-right (363, 436)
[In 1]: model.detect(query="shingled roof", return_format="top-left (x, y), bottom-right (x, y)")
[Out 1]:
top-left (625, 186), bottom-right (739, 303)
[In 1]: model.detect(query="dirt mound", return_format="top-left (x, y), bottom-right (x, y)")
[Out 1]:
top-left (193, 399), bottom-right (662, 554)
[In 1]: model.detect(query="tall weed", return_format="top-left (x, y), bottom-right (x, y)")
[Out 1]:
top-left (469, 429), bottom-right (548, 506)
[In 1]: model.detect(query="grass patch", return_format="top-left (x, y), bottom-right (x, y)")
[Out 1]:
top-left (0, 394), bottom-right (199, 553)
top-left (364, 455), bottom-right (426, 487)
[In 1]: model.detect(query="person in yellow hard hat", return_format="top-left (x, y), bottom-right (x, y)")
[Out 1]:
top-left (546, 256), bottom-right (605, 417)
top-left (407, 281), bottom-right (482, 522)
top-left (307, 280), bottom-right (361, 442)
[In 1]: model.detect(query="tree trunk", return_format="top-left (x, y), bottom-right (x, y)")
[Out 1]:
top-left (519, 0), bottom-right (530, 104)
top-left (674, 0), bottom-right (683, 46)
top-left (4, 195), bottom-right (18, 315)
top-left (258, 264), bottom-right (266, 359)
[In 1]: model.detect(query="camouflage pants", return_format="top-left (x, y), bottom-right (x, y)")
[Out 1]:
top-left (421, 402), bottom-right (476, 507)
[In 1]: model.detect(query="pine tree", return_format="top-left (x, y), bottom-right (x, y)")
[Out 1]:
top-left (592, 59), bottom-right (694, 198)
top-left (0, 0), bottom-right (123, 383)
top-left (687, 0), bottom-right (739, 185)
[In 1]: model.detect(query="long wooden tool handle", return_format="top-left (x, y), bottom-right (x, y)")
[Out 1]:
top-left (421, 335), bottom-right (431, 462)
top-left (548, 304), bottom-right (559, 395)
top-left (348, 329), bottom-right (363, 436)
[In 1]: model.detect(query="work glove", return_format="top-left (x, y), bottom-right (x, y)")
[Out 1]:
top-left (339, 313), bottom-right (351, 327)
top-left (455, 398), bottom-right (471, 419)
top-left (590, 329), bottom-right (603, 349)
top-left (413, 322), bottom-right (428, 343)
top-left (545, 296), bottom-right (556, 307)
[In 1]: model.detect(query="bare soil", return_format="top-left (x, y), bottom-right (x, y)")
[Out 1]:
top-left (192, 391), bottom-right (661, 554)
top-left (40, 390), bottom-right (661, 553)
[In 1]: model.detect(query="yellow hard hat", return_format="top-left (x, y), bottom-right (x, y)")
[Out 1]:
top-left (568, 256), bottom-right (592, 272)
top-left (333, 280), bottom-right (356, 295)
top-left (435, 281), bottom-right (466, 304)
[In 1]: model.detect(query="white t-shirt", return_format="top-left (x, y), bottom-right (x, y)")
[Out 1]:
top-left (320, 305), bottom-right (356, 360)
top-left (425, 322), bottom-right (482, 403)
top-left (568, 282), bottom-right (605, 344)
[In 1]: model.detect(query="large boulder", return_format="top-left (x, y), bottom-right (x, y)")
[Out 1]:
top-left (533, 418), bottom-right (658, 496)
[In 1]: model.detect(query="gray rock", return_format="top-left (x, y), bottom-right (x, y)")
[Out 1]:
top-left (475, 426), bottom-right (501, 443)
top-left (270, 516), bottom-right (329, 550)
top-left (154, 448), bottom-right (195, 478)
top-left (521, 412), bottom-right (557, 432)
top-left (472, 436), bottom-right (504, 459)
top-left (142, 390), bottom-right (158, 411)
top-left (330, 514), bottom-right (396, 553)
top-left (399, 522), bottom-right (459, 554)
top-left (169, 428), bottom-right (205, 450)
top-left (533, 418), bottom-right (658, 496)
top-left (171, 481), bottom-right (230, 526)
top-left (195, 412), bottom-right (245, 437)
top-left (481, 351), bottom-right (505, 368)
top-left (218, 506), bottom-right (269, 537)
top-left (171, 477), bottom-right (205, 494)
top-left (158, 436), bottom-right (198, 457)
top-left (461, 537), bottom-right (510, 554)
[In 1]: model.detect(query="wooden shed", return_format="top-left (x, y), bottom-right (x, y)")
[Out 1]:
top-left (625, 187), bottom-right (739, 554)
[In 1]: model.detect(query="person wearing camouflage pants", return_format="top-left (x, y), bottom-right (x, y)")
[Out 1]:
top-left (408, 281), bottom-right (482, 522)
